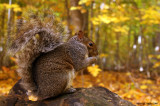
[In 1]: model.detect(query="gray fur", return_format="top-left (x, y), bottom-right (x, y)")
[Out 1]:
top-left (9, 15), bottom-right (98, 100)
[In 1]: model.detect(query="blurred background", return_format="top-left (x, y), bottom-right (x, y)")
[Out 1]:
top-left (0, 0), bottom-right (160, 105)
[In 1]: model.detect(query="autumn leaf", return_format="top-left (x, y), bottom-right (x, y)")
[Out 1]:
top-left (79, 0), bottom-right (92, 6)
top-left (140, 85), bottom-right (148, 89)
top-left (114, 25), bottom-right (129, 34)
top-left (70, 6), bottom-right (82, 11)
top-left (99, 53), bottom-right (108, 58)
top-left (87, 65), bottom-right (102, 77)
top-left (98, 15), bottom-right (113, 24)
top-left (0, 3), bottom-right (21, 12)
top-left (2, 66), bottom-right (10, 73)
top-left (10, 57), bottom-right (17, 63)
top-left (153, 62), bottom-right (160, 68)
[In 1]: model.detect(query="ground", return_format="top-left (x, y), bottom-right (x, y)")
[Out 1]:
top-left (0, 66), bottom-right (159, 105)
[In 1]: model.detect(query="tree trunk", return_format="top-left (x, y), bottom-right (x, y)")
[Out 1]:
top-left (89, 1), bottom-right (94, 39)
top-left (2, 8), bottom-right (14, 67)
top-left (0, 8), bottom-right (6, 69)
top-left (115, 32), bottom-right (120, 70)
top-left (65, 0), bottom-right (72, 38)
top-left (82, 9), bottom-right (88, 35)
top-left (126, 27), bottom-right (131, 71)
top-left (69, 0), bottom-right (89, 34)
top-left (70, 0), bottom-right (83, 32)
top-left (131, 33), bottom-right (138, 68)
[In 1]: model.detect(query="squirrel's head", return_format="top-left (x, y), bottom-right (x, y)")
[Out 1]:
top-left (75, 31), bottom-right (98, 57)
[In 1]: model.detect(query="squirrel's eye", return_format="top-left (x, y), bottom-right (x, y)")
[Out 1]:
top-left (89, 42), bottom-right (93, 47)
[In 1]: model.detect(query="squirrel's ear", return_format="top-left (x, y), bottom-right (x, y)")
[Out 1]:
top-left (77, 30), bottom-right (84, 39)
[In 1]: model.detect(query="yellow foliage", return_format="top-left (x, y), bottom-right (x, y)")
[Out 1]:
top-left (87, 84), bottom-right (93, 88)
top-left (157, 55), bottom-right (160, 59)
top-left (134, 17), bottom-right (140, 21)
top-left (87, 65), bottom-right (102, 77)
top-left (148, 54), bottom-right (154, 59)
top-left (98, 15), bottom-right (112, 24)
top-left (141, 80), bottom-right (153, 84)
top-left (100, 3), bottom-right (110, 11)
top-left (99, 83), bottom-right (105, 87)
top-left (140, 85), bottom-right (148, 89)
top-left (153, 62), bottom-right (160, 68)
top-left (0, 3), bottom-right (21, 12)
top-left (0, 79), bottom-right (16, 96)
top-left (103, 5), bottom-right (109, 10)
top-left (126, 72), bottom-right (131, 76)
top-left (92, 14), bottom-right (129, 25)
top-left (1, 66), bottom-right (17, 80)
top-left (99, 53), bottom-right (108, 58)
top-left (0, 67), bottom-right (160, 104)
top-left (10, 57), bottom-right (17, 63)
top-left (13, 7), bottom-right (21, 12)
top-left (114, 25), bottom-right (129, 35)
top-left (118, 16), bottom-right (129, 23)
top-left (122, 89), bottom-right (145, 99)
top-left (81, 9), bottom-right (87, 13)
top-left (70, 6), bottom-right (82, 11)
top-left (91, 17), bottom-right (100, 25)
top-left (141, 7), bottom-right (160, 25)
top-left (79, 0), bottom-right (92, 6)
top-left (98, 15), bottom-right (118, 24)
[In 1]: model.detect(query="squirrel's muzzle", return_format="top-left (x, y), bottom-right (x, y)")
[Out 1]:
top-left (88, 47), bottom-right (98, 57)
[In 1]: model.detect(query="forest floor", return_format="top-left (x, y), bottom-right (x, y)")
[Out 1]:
top-left (0, 66), bottom-right (159, 105)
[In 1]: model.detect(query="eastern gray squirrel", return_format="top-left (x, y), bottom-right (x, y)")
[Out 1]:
top-left (9, 13), bottom-right (98, 100)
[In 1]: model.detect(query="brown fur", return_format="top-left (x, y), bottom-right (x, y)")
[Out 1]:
top-left (9, 14), bottom-right (98, 100)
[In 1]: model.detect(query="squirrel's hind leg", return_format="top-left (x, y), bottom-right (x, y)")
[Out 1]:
top-left (63, 69), bottom-right (77, 94)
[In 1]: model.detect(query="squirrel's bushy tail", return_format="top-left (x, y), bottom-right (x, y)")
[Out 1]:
top-left (9, 13), bottom-right (64, 94)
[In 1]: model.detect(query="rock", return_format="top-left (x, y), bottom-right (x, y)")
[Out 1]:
top-left (0, 80), bottom-right (135, 106)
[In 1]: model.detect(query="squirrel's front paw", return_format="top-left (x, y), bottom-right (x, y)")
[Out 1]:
top-left (89, 57), bottom-right (97, 65)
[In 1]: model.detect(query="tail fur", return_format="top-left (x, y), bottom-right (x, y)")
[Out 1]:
top-left (9, 13), bottom-right (64, 95)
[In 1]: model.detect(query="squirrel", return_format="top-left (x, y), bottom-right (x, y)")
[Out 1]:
top-left (9, 13), bottom-right (98, 100)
